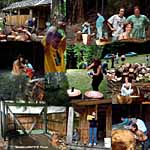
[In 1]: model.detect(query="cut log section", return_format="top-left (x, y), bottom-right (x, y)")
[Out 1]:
top-left (0, 34), bottom-right (6, 40)
top-left (84, 91), bottom-right (104, 99)
top-left (7, 35), bottom-right (16, 41)
top-left (67, 88), bottom-right (82, 99)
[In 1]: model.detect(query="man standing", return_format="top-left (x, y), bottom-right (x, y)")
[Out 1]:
top-left (107, 7), bottom-right (126, 41)
top-left (126, 6), bottom-right (150, 39)
top-left (96, 13), bottom-right (105, 40)
top-left (88, 112), bottom-right (98, 146)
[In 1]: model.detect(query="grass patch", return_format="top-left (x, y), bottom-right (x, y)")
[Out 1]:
top-left (66, 54), bottom-right (150, 99)
top-left (66, 69), bottom-right (111, 99)
top-left (105, 54), bottom-right (150, 69)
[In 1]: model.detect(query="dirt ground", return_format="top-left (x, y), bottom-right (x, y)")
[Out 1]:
top-left (7, 134), bottom-right (57, 150)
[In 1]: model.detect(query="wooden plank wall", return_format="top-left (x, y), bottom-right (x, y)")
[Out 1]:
top-left (8, 115), bottom-right (43, 130)
top-left (6, 15), bottom-right (30, 27)
top-left (106, 105), bottom-right (112, 137)
top-left (47, 113), bottom-right (67, 136)
top-left (7, 113), bottom-right (67, 136)
top-left (79, 106), bottom-right (95, 144)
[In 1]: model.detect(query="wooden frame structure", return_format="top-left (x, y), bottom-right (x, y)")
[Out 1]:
top-left (68, 99), bottom-right (112, 144)
top-left (0, 100), bottom-right (48, 141)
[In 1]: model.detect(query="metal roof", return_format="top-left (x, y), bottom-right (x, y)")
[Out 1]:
top-left (2, 0), bottom-right (52, 11)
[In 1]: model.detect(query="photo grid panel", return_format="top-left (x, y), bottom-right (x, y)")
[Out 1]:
top-left (1, 0), bottom-right (150, 150)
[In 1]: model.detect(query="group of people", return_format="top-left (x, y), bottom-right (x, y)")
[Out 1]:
top-left (120, 116), bottom-right (148, 150)
top-left (12, 55), bottom-right (34, 79)
top-left (108, 6), bottom-right (150, 41)
top-left (81, 6), bottom-right (150, 43)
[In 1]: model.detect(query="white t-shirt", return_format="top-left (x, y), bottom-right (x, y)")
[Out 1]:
top-left (108, 14), bottom-right (126, 37)
top-left (136, 119), bottom-right (147, 133)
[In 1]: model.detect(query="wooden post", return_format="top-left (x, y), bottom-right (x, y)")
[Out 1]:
top-left (106, 105), bottom-right (112, 137)
top-left (9, 11), bottom-right (12, 16)
top-left (66, 107), bottom-right (74, 144)
top-left (18, 9), bottom-right (20, 15)
top-left (1, 101), bottom-right (6, 140)
top-left (80, 108), bottom-right (89, 144)
top-left (37, 10), bottom-right (40, 31)
top-left (95, 104), bottom-right (98, 120)
top-left (5, 105), bottom-right (8, 139)
top-left (0, 101), bottom-right (2, 138)
top-left (43, 104), bottom-right (47, 134)
top-left (29, 9), bottom-right (33, 18)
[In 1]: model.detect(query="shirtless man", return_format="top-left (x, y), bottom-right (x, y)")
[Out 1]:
top-left (130, 123), bottom-right (148, 150)
top-left (12, 55), bottom-right (25, 75)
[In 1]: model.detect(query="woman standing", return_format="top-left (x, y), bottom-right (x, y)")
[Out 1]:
top-left (87, 58), bottom-right (103, 91)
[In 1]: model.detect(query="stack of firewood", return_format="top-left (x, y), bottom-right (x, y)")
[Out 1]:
top-left (106, 63), bottom-right (150, 92)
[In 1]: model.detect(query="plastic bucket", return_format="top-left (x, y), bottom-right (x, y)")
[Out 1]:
top-left (104, 138), bottom-right (111, 148)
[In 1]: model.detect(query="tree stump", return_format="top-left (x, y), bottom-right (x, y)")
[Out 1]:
top-left (84, 91), bottom-right (104, 99)
top-left (67, 88), bottom-right (82, 99)
top-left (112, 129), bottom-right (136, 150)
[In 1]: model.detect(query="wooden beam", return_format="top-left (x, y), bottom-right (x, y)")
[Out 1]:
top-left (28, 119), bottom-right (37, 134)
top-left (5, 101), bottom-right (45, 107)
top-left (0, 101), bottom-right (2, 138)
top-left (8, 107), bottom-right (27, 135)
top-left (66, 107), bottom-right (74, 144)
top-left (71, 99), bottom-right (112, 106)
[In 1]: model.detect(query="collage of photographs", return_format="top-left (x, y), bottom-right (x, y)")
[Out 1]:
top-left (0, 0), bottom-right (150, 150)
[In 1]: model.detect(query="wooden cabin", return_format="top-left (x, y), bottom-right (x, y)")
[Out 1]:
top-left (2, 0), bottom-right (64, 30)
top-left (70, 99), bottom-right (112, 144)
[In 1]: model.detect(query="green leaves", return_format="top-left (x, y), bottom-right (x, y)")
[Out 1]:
top-left (66, 44), bottom-right (103, 69)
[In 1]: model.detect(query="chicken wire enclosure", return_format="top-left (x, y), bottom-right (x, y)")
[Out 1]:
top-left (0, 100), bottom-right (48, 141)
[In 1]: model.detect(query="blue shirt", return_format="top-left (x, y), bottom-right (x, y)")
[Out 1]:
top-left (96, 15), bottom-right (105, 28)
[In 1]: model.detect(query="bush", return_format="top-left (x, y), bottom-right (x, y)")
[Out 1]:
top-left (45, 72), bottom-right (70, 106)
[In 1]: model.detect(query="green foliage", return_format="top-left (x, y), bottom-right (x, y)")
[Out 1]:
top-left (45, 72), bottom-right (70, 106)
top-left (66, 69), bottom-right (111, 99)
top-left (0, 0), bottom-right (22, 9)
top-left (101, 41), bottom-right (150, 58)
top-left (0, 72), bottom-right (28, 101)
top-left (66, 44), bottom-right (103, 69)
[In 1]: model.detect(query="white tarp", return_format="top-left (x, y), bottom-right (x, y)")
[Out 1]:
top-left (34, 0), bottom-right (52, 6)
top-left (8, 106), bottom-right (44, 114)
top-left (0, 105), bottom-right (66, 114)
top-left (47, 106), bottom-right (66, 114)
